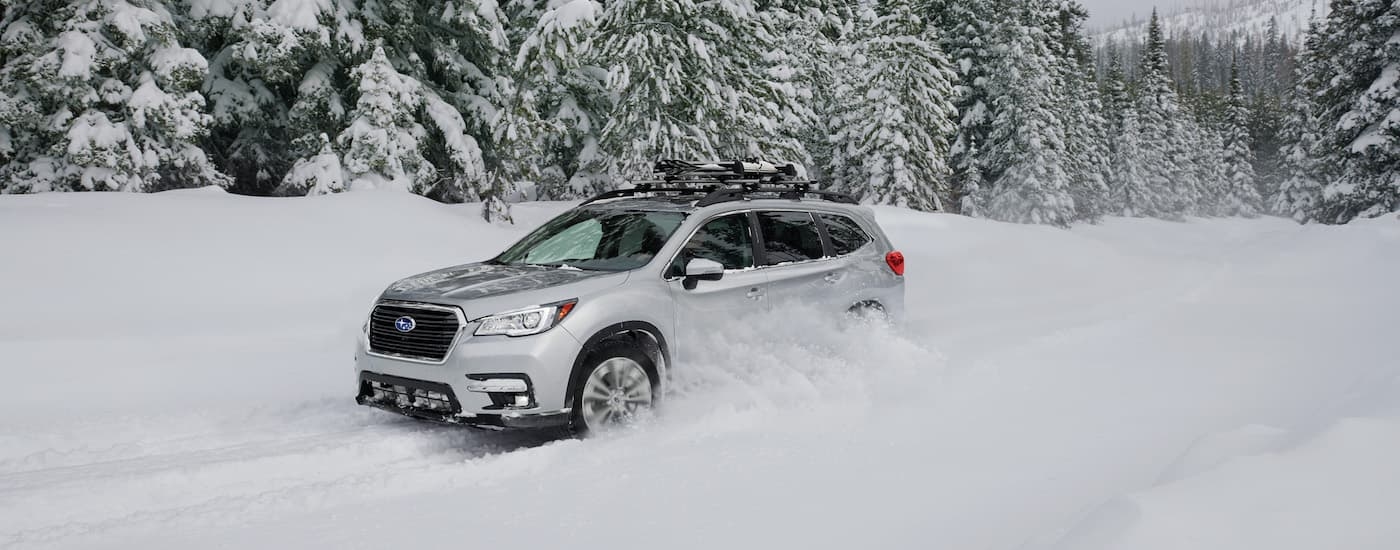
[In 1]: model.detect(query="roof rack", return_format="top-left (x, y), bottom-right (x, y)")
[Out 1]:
top-left (580, 159), bottom-right (859, 207)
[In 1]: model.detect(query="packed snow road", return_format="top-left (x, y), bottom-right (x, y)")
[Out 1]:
top-left (2, 190), bottom-right (1398, 550)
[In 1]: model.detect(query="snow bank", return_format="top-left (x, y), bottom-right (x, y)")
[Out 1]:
top-left (1, 193), bottom-right (1398, 550)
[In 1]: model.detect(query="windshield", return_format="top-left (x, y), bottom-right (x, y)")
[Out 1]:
top-left (494, 208), bottom-right (687, 271)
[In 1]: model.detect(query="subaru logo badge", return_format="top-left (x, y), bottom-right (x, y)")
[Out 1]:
top-left (394, 316), bottom-right (416, 332)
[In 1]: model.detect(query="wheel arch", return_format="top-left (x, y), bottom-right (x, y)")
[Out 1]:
top-left (566, 321), bottom-right (671, 405)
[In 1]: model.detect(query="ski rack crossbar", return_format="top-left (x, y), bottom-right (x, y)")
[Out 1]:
top-left (581, 159), bottom-right (859, 207)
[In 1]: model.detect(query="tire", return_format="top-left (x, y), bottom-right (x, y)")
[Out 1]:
top-left (846, 301), bottom-right (888, 324)
top-left (570, 343), bottom-right (657, 435)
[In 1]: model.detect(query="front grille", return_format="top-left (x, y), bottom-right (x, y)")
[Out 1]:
top-left (368, 302), bottom-right (461, 362)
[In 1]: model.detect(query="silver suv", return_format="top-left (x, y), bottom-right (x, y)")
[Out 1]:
top-left (355, 161), bottom-right (905, 433)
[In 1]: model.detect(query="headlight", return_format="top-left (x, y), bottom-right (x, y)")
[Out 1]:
top-left (473, 299), bottom-right (578, 337)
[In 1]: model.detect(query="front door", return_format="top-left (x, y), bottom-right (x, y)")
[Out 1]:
top-left (667, 212), bottom-right (767, 363)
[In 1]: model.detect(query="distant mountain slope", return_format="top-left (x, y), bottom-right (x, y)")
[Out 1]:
top-left (1095, 0), bottom-right (1329, 42)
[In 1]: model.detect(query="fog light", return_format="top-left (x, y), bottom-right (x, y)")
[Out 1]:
top-left (465, 378), bottom-right (529, 393)
top-left (513, 394), bottom-right (531, 408)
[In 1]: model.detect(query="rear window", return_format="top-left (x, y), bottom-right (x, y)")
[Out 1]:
top-left (757, 211), bottom-right (824, 265)
top-left (818, 214), bottom-right (872, 256)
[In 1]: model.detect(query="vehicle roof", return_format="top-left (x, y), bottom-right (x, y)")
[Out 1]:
top-left (579, 195), bottom-right (870, 215)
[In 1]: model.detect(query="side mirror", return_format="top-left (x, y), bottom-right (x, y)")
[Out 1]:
top-left (684, 258), bottom-right (725, 285)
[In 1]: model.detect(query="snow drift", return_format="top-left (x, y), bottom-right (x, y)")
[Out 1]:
top-left (1, 190), bottom-right (1398, 549)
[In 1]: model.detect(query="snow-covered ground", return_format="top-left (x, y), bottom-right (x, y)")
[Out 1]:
top-left (2, 189), bottom-right (1398, 549)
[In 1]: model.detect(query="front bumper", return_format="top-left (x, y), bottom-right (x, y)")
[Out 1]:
top-left (354, 317), bottom-right (584, 429)
top-left (356, 371), bottom-right (570, 429)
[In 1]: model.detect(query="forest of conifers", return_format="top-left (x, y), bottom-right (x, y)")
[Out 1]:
top-left (0, 0), bottom-right (1394, 225)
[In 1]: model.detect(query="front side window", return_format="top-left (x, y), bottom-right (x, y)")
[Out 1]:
top-left (818, 214), bottom-right (872, 256)
top-left (496, 209), bottom-right (686, 271)
top-left (757, 211), bottom-right (824, 265)
top-left (669, 214), bottom-right (754, 276)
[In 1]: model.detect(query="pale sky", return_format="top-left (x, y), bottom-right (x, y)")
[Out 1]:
top-left (1082, 0), bottom-right (1191, 29)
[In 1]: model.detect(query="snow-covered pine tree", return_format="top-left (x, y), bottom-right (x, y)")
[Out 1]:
top-left (760, 1), bottom-right (843, 183)
top-left (1100, 43), bottom-right (1131, 160)
top-left (192, 0), bottom-right (357, 195)
top-left (1130, 9), bottom-right (1181, 218)
top-left (1309, 0), bottom-right (1400, 222)
top-left (977, 0), bottom-right (1075, 226)
top-left (283, 133), bottom-right (345, 195)
top-left (1220, 60), bottom-right (1263, 217)
top-left (498, 0), bottom-right (607, 199)
top-left (1050, 0), bottom-right (1111, 223)
top-left (1193, 125), bottom-right (1230, 216)
top-left (591, 0), bottom-right (806, 181)
top-left (940, 0), bottom-right (997, 215)
top-left (0, 0), bottom-right (226, 193)
top-left (1101, 44), bottom-right (1143, 216)
top-left (1167, 113), bottom-right (1206, 216)
top-left (1110, 107), bottom-right (1152, 216)
top-left (825, 0), bottom-right (956, 210)
top-left (354, 0), bottom-right (505, 214)
top-left (337, 46), bottom-right (431, 192)
top-left (1273, 14), bottom-right (1326, 221)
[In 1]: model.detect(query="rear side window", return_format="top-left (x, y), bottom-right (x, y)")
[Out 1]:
top-left (818, 214), bottom-right (872, 256)
top-left (670, 213), bottom-right (754, 276)
top-left (757, 211), bottom-right (824, 265)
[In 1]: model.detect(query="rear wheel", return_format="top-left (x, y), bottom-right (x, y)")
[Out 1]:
top-left (572, 346), bottom-right (655, 434)
top-left (846, 301), bottom-right (888, 323)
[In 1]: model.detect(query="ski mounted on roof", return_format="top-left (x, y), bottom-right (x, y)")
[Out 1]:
top-left (582, 159), bottom-right (860, 207)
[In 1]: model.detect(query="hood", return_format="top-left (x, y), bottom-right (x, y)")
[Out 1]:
top-left (381, 262), bottom-right (626, 318)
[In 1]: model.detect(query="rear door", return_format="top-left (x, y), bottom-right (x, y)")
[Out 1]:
top-left (813, 212), bottom-right (880, 309)
top-left (667, 213), bottom-right (768, 359)
top-left (753, 210), bottom-right (840, 315)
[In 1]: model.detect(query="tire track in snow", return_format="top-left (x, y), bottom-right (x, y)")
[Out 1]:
top-left (0, 411), bottom-right (562, 548)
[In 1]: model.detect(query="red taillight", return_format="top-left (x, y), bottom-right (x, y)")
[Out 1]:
top-left (885, 251), bottom-right (905, 276)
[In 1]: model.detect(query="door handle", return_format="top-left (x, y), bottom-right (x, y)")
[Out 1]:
top-left (745, 287), bottom-right (765, 300)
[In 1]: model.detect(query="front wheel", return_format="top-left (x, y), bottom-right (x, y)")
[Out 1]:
top-left (572, 346), bottom-right (655, 434)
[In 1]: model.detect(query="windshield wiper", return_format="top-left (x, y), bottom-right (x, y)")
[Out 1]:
top-left (535, 262), bottom-right (602, 271)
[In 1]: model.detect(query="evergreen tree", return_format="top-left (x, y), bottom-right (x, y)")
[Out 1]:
top-left (1274, 15), bottom-right (1326, 221)
top-left (358, 0), bottom-right (507, 208)
top-left (1220, 60), bottom-right (1263, 217)
top-left (0, 0), bottom-right (226, 193)
top-left (1167, 114), bottom-right (1206, 216)
top-left (1247, 90), bottom-right (1286, 200)
top-left (1110, 107), bottom-right (1151, 216)
top-left (1051, 0), bottom-right (1111, 222)
top-left (1310, 0), bottom-right (1400, 222)
top-left (498, 0), bottom-right (607, 199)
top-left (763, 1), bottom-right (845, 183)
top-left (977, 0), bottom-right (1075, 226)
top-left (338, 46), bottom-right (431, 193)
top-left (283, 133), bottom-right (345, 195)
top-left (1193, 125), bottom-right (1229, 216)
top-left (591, 0), bottom-right (807, 181)
top-left (941, 0), bottom-right (996, 215)
top-left (826, 0), bottom-right (956, 210)
top-left (1100, 43), bottom-right (1131, 157)
top-left (192, 0), bottom-right (357, 195)
top-left (1130, 9), bottom-right (1180, 217)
